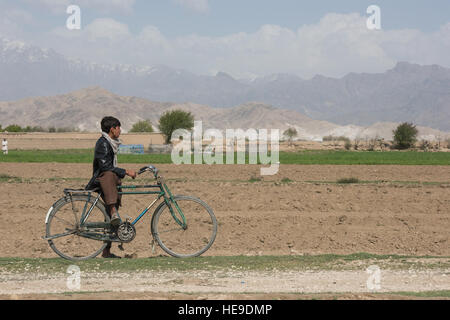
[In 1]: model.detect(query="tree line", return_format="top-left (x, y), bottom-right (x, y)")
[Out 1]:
top-left (282, 122), bottom-right (438, 150)
top-left (0, 109), bottom-right (195, 145)
top-left (0, 124), bottom-right (79, 133)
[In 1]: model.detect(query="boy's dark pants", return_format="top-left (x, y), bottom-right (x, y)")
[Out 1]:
top-left (98, 171), bottom-right (122, 250)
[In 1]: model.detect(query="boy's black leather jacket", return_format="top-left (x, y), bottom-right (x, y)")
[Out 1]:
top-left (85, 136), bottom-right (126, 190)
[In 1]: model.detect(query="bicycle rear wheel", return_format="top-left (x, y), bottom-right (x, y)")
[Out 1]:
top-left (45, 194), bottom-right (110, 261)
top-left (151, 195), bottom-right (217, 258)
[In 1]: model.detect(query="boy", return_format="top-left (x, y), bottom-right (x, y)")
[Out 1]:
top-left (2, 138), bottom-right (7, 155)
top-left (86, 116), bottom-right (136, 258)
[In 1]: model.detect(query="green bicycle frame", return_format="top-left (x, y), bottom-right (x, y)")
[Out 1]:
top-left (80, 179), bottom-right (187, 230)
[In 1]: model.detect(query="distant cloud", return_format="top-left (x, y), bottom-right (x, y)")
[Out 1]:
top-left (174, 0), bottom-right (210, 13)
top-left (0, 7), bottom-right (33, 38)
top-left (51, 18), bottom-right (131, 45)
top-left (84, 18), bottom-right (131, 41)
top-left (30, 13), bottom-right (450, 78)
top-left (21, 0), bottom-right (136, 14)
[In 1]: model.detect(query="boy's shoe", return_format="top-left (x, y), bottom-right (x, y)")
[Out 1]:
top-left (110, 212), bottom-right (122, 226)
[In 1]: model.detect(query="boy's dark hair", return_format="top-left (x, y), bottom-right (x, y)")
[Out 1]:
top-left (101, 116), bottom-right (121, 133)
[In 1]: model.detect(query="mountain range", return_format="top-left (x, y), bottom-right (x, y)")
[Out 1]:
top-left (1, 37), bottom-right (450, 132)
top-left (0, 87), bottom-right (447, 142)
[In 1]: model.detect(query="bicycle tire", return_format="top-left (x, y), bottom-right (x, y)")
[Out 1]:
top-left (45, 194), bottom-right (110, 261)
top-left (151, 195), bottom-right (217, 258)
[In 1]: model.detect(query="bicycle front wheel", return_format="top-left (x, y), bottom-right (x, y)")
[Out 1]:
top-left (151, 195), bottom-right (217, 258)
top-left (45, 194), bottom-right (110, 261)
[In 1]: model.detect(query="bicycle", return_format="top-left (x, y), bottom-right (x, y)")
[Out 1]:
top-left (43, 165), bottom-right (218, 261)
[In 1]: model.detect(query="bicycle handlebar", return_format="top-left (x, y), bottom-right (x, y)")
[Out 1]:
top-left (137, 165), bottom-right (158, 177)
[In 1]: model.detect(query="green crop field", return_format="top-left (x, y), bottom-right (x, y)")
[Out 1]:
top-left (0, 149), bottom-right (449, 165)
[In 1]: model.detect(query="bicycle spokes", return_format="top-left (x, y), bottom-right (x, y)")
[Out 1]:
top-left (46, 196), bottom-right (109, 260)
top-left (152, 196), bottom-right (217, 258)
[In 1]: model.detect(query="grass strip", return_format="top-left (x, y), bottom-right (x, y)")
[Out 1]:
top-left (307, 180), bottom-right (450, 186)
top-left (1, 175), bottom-right (449, 187)
top-left (0, 253), bottom-right (449, 274)
top-left (381, 290), bottom-right (450, 298)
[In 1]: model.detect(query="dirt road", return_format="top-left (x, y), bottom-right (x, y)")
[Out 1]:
top-left (1, 259), bottom-right (449, 299)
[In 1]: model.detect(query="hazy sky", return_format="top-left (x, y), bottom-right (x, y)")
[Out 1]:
top-left (1, 0), bottom-right (449, 78)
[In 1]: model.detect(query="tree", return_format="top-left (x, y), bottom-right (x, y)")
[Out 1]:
top-left (283, 128), bottom-right (298, 146)
top-left (4, 124), bottom-right (22, 132)
top-left (393, 122), bottom-right (418, 150)
top-left (158, 110), bottom-right (195, 144)
top-left (129, 119), bottom-right (154, 133)
top-left (344, 140), bottom-right (352, 150)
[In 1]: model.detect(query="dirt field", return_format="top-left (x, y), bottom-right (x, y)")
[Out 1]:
top-left (0, 163), bottom-right (449, 299)
top-left (4, 132), bottom-right (440, 152)
top-left (0, 163), bottom-right (449, 257)
top-left (0, 132), bottom-right (165, 150)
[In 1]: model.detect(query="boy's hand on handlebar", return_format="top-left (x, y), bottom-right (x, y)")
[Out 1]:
top-left (126, 169), bottom-right (137, 179)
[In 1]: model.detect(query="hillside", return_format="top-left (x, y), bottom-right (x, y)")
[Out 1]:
top-left (0, 87), bottom-right (447, 141)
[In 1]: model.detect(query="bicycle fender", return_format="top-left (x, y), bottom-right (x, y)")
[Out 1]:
top-left (45, 197), bottom-right (67, 224)
top-left (45, 206), bottom-right (54, 224)
top-left (150, 201), bottom-right (167, 234)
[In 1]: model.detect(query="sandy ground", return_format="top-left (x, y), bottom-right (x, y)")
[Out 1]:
top-left (1, 267), bottom-right (449, 300)
top-left (2, 292), bottom-right (448, 300)
top-left (0, 163), bottom-right (449, 299)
